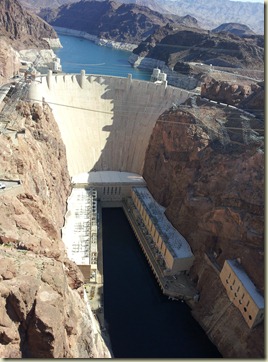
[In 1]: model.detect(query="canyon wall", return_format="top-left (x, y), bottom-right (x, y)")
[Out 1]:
top-left (0, 101), bottom-right (111, 358)
top-left (0, 39), bottom-right (21, 84)
top-left (142, 97), bottom-right (264, 357)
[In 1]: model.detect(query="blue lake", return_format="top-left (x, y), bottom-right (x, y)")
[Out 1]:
top-left (55, 34), bottom-right (151, 80)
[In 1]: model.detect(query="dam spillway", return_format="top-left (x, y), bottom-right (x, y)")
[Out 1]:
top-left (28, 71), bottom-right (191, 176)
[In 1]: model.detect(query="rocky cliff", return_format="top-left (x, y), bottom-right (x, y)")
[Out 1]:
top-left (0, 0), bottom-right (61, 84)
top-left (132, 23), bottom-right (264, 70)
top-left (0, 0), bottom-right (58, 50)
top-left (0, 39), bottom-right (21, 84)
top-left (142, 97), bottom-right (264, 357)
top-left (201, 76), bottom-right (264, 119)
top-left (0, 100), bottom-right (111, 357)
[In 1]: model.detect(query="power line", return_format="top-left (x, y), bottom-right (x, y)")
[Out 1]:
top-left (24, 96), bottom-right (264, 133)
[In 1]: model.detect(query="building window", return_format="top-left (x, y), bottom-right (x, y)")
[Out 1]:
top-left (234, 292), bottom-right (237, 297)
top-left (111, 187), bottom-right (113, 195)
top-left (230, 285), bottom-right (233, 290)
top-left (237, 286), bottom-right (240, 292)
top-left (242, 293), bottom-right (245, 299)
top-left (107, 187), bottom-right (109, 195)
top-left (239, 300), bottom-right (242, 304)
top-left (103, 187), bottom-right (105, 195)
top-left (232, 279), bottom-right (236, 285)
top-left (228, 273), bottom-right (231, 278)
top-left (246, 301), bottom-right (250, 307)
top-left (249, 315), bottom-right (252, 320)
top-left (244, 307), bottom-right (247, 312)
top-left (226, 279), bottom-right (229, 284)
top-left (115, 187), bottom-right (117, 194)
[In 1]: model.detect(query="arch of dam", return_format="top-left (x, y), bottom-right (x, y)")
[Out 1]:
top-left (28, 70), bottom-right (193, 177)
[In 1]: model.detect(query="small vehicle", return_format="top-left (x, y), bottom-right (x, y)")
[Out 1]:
top-left (0, 183), bottom-right (6, 189)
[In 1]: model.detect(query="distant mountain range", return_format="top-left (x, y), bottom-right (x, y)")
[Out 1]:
top-left (39, 0), bottom-right (199, 44)
top-left (36, 0), bottom-right (264, 71)
top-left (19, 0), bottom-right (264, 34)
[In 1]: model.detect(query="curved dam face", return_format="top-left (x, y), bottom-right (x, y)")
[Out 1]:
top-left (29, 71), bottom-right (191, 177)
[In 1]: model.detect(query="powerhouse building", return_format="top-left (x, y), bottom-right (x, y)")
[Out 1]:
top-left (131, 187), bottom-right (194, 275)
top-left (220, 259), bottom-right (264, 328)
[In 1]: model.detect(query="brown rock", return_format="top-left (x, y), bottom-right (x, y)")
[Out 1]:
top-left (143, 99), bottom-right (264, 357)
top-left (0, 101), bottom-right (111, 358)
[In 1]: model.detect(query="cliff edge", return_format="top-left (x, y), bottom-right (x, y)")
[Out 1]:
top-left (0, 101), bottom-right (111, 358)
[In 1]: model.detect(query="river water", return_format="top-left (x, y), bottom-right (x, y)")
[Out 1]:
top-left (55, 33), bottom-right (221, 358)
top-left (55, 34), bottom-right (151, 80)
top-left (102, 208), bottom-right (221, 358)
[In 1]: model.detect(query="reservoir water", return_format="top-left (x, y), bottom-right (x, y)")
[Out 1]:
top-left (55, 34), bottom-right (151, 80)
top-left (102, 208), bottom-right (221, 358)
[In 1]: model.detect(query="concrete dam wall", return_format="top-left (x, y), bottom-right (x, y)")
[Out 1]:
top-left (29, 71), bottom-right (192, 177)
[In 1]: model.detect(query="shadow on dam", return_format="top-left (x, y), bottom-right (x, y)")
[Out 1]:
top-left (102, 208), bottom-right (221, 358)
top-left (91, 76), bottom-right (172, 174)
top-left (29, 73), bottom-right (191, 176)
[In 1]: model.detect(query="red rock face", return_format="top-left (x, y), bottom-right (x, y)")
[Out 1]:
top-left (201, 76), bottom-right (264, 119)
top-left (143, 100), bottom-right (264, 357)
top-left (0, 102), bottom-right (110, 358)
top-left (0, 0), bottom-right (58, 50)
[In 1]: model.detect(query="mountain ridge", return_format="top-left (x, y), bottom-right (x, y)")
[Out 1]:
top-left (19, 0), bottom-right (264, 34)
top-left (39, 0), bottom-right (199, 44)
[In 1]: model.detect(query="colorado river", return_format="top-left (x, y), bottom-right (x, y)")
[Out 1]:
top-left (102, 208), bottom-right (221, 358)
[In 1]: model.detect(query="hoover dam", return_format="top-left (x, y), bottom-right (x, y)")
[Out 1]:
top-left (29, 70), bottom-right (193, 176)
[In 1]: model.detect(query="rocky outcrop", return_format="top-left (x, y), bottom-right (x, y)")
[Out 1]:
top-left (0, 0), bottom-right (58, 50)
top-left (0, 0), bottom-right (62, 85)
top-left (212, 23), bottom-right (256, 37)
top-left (0, 38), bottom-right (21, 83)
top-left (132, 23), bottom-right (264, 71)
top-left (0, 100), bottom-right (111, 357)
top-left (201, 77), bottom-right (264, 119)
top-left (143, 97), bottom-right (264, 357)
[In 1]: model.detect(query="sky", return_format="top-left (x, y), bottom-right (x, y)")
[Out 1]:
top-left (230, 0), bottom-right (264, 2)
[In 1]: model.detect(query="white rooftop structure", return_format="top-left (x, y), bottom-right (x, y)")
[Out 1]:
top-left (62, 187), bottom-right (97, 266)
top-left (227, 260), bottom-right (264, 308)
top-left (133, 187), bottom-right (193, 259)
top-left (72, 171), bottom-right (146, 185)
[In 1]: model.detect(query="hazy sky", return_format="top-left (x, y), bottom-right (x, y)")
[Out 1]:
top-left (230, 0), bottom-right (264, 2)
